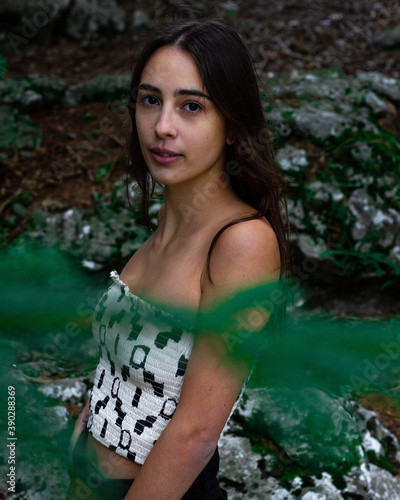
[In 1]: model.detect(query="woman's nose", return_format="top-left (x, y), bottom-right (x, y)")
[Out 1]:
top-left (155, 107), bottom-right (177, 138)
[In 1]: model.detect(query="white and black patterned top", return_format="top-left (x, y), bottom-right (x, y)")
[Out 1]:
top-left (87, 271), bottom-right (195, 465)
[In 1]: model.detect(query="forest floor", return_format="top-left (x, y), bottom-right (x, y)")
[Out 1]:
top-left (2, 0), bottom-right (400, 446)
top-left (2, 0), bottom-right (400, 231)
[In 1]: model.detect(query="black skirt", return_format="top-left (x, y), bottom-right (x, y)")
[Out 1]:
top-left (67, 428), bottom-right (228, 500)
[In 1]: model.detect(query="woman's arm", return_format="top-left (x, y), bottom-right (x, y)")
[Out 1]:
top-left (124, 219), bottom-right (280, 500)
top-left (70, 398), bottom-right (90, 453)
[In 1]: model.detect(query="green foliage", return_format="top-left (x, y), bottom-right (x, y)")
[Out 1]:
top-left (283, 125), bottom-right (400, 279)
top-left (17, 178), bottom-right (160, 271)
top-left (0, 191), bottom-right (34, 243)
top-left (322, 249), bottom-right (400, 280)
top-left (0, 105), bottom-right (42, 159)
top-left (0, 54), bottom-right (7, 79)
top-left (321, 128), bottom-right (400, 278)
top-left (84, 112), bottom-right (98, 122)
top-left (95, 161), bottom-right (114, 183)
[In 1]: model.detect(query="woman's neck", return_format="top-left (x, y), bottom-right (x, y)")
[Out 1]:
top-left (154, 170), bottom-right (238, 248)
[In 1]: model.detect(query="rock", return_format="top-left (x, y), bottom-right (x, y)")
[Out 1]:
top-left (351, 140), bottom-right (373, 163)
top-left (0, 0), bottom-right (126, 51)
top-left (275, 144), bottom-right (308, 173)
top-left (289, 72), bottom-right (351, 101)
top-left (307, 180), bottom-right (344, 204)
top-left (287, 199), bottom-right (305, 231)
top-left (64, 0), bottom-right (126, 44)
top-left (12, 202), bottom-right (28, 217)
top-left (62, 207), bottom-right (84, 246)
top-left (300, 472), bottom-right (344, 500)
top-left (365, 91), bottom-right (388, 115)
top-left (0, 75), bottom-right (68, 109)
top-left (220, 1), bottom-right (240, 13)
top-left (223, 477), bottom-right (295, 500)
top-left (218, 434), bottom-right (263, 483)
top-left (20, 89), bottom-right (43, 108)
top-left (351, 402), bottom-right (400, 460)
top-left (61, 73), bottom-right (130, 107)
top-left (0, 104), bottom-right (42, 158)
top-left (223, 488), bottom-right (244, 500)
top-left (344, 463), bottom-right (400, 499)
top-left (357, 72), bottom-right (400, 104)
top-left (291, 105), bottom-right (352, 141)
top-left (39, 405), bottom-right (70, 436)
top-left (239, 388), bottom-right (362, 472)
top-left (362, 431), bottom-right (384, 457)
top-left (264, 105), bottom-right (294, 139)
top-left (346, 188), bottom-right (400, 253)
top-left (131, 9), bottom-right (151, 33)
top-left (269, 487), bottom-right (295, 499)
top-left (111, 178), bottom-right (142, 209)
top-left (295, 234), bottom-right (328, 259)
top-left (38, 376), bottom-right (89, 402)
top-left (390, 246), bottom-right (400, 264)
top-left (2, 456), bottom-right (70, 500)
top-left (374, 24), bottom-right (400, 50)
top-left (82, 259), bottom-right (103, 271)
top-left (0, 0), bottom-right (71, 53)
top-left (29, 187), bottom-right (154, 270)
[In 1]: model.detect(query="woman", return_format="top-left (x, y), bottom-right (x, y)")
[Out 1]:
top-left (68, 19), bottom-right (289, 500)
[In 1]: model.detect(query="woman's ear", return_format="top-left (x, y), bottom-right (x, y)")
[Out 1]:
top-left (226, 136), bottom-right (234, 145)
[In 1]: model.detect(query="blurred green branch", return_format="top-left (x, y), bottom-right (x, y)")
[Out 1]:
top-left (0, 54), bottom-right (7, 79)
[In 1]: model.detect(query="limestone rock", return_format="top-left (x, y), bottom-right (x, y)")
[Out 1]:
top-left (131, 9), bottom-right (152, 33)
top-left (291, 105), bottom-right (352, 141)
top-left (350, 402), bottom-right (400, 461)
top-left (62, 73), bottom-right (130, 107)
top-left (64, 0), bottom-right (126, 43)
top-left (365, 91), bottom-right (388, 115)
top-left (223, 477), bottom-right (295, 500)
top-left (0, 75), bottom-right (67, 109)
top-left (276, 144), bottom-right (308, 173)
top-left (344, 463), bottom-right (400, 499)
top-left (357, 72), bottom-right (400, 104)
top-left (295, 234), bottom-right (328, 259)
top-left (238, 388), bottom-right (362, 471)
top-left (374, 24), bottom-right (400, 50)
top-left (218, 434), bottom-right (263, 483)
top-left (39, 405), bottom-right (70, 436)
top-left (300, 472), bottom-right (344, 500)
top-left (0, 0), bottom-right (70, 51)
top-left (346, 188), bottom-right (400, 254)
top-left (38, 376), bottom-right (90, 402)
top-left (0, 104), bottom-right (42, 158)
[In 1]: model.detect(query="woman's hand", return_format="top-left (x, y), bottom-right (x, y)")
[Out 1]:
top-left (70, 398), bottom-right (90, 454)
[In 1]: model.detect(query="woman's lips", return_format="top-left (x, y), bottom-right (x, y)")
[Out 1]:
top-left (150, 148), bottom-right (182, 164)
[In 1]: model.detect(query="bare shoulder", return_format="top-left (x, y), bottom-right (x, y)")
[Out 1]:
top-left (205, 217), bottom-right (281, 292)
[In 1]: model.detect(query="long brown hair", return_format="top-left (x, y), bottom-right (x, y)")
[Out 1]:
top-left (127, 20), bottom-right (290, 279)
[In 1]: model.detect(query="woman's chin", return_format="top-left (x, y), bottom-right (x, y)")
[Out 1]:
top-left (148, 168), bottom-right (189, 187)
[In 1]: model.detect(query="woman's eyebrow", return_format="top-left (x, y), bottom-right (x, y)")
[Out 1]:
top-left (175, 89), bottom-right (211, 100)
top-left (138, 83), bottom-right (211, 100)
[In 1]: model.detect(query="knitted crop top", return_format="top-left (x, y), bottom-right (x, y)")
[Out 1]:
top-left (87, 271), bottom-right (195, 465)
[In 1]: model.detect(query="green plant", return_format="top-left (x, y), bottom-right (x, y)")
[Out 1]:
top-left (0, 54), bottom-right (7, 79)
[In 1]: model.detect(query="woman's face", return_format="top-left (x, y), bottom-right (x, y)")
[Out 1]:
top-left (135, 46), bottom-right (229, 188)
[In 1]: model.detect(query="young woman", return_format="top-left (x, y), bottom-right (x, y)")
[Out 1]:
top-left (68, 19), bottom-right (289, 500)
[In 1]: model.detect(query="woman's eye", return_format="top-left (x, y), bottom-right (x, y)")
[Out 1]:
top-left (183, 102), bottom-right (202, 113)
top-left (141, 95), bottom-right (159, 106)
